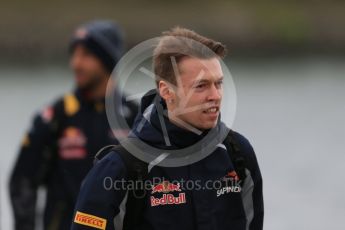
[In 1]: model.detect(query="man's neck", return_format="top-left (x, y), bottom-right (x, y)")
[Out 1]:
top-left (89, 79), bottom-right (108, 100)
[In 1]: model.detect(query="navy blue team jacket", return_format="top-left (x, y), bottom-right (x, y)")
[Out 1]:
top-left (71, 90), bottom-right (264, 230)
top-left (9, 89), bottom-right (137, 230)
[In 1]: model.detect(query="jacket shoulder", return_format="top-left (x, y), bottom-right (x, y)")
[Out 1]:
top-left (51, 92), bottom-right (80, 117)
top-left (93, 149), bottom-right (128, 178)
top-left (230, 130), bottom-right (260, 170)
top-left (42, 92), bottom-right (81, 120)
top-left (231, 130), bottom-right (254, 152)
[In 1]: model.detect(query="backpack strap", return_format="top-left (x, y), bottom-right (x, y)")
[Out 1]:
top-left (223, 129), bottom-right (247, 186)
top-left (93, 145), bottom-right (117, 164)
top-left (94, 144), bottom-right (148, 230)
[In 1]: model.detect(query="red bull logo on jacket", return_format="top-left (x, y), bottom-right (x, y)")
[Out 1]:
top-left (222, 170), bottom-right (239, 182)
top-left (151, 181), bottom-right (182, 194)
top-left (150, 181), bottom-right (186, 207)
top-left (151, 193), bottom-right (186, 207)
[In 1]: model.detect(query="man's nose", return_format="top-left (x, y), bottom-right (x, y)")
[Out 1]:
top-left (207, 84), bottom-right (222, 101)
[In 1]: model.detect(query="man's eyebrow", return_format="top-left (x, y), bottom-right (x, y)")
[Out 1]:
top-left (193, 79), bottom-right (209, 84)
top-left (217, 76), bottom-right (224, 81)
top-left (193, 76), bottom-right (224, 85)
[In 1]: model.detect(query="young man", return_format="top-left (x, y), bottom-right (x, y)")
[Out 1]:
top-left (71, 27), bottom-right (264, 230)
top-left (9, 20), bottom-right (137, 230)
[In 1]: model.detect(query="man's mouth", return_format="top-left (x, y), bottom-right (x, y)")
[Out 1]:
top-left (203, 107), bottom-right (219, 114)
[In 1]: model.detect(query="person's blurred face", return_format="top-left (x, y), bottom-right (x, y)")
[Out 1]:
top-left (70, 44), bottom-right (108, 90)
top-left (161, 57), bottom-right (223, 131)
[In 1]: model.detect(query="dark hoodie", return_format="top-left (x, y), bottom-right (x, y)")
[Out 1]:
top-left (71, 90), bottom-right (264, 230)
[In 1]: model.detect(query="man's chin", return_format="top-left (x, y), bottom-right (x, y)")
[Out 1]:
top-left (200, 124), bottom-right (217, 130)
top-left (75, 74), bottom-right (103, 91)
top-left (193, 120), bottom-right (218, 131)
top-left (76, 80), bottom-right (99, 92)
top-left (75, 77), bottom-right (91, 90)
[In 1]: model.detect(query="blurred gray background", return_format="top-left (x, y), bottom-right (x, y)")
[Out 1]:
top-left (1, 0), bottom-right (345, 229)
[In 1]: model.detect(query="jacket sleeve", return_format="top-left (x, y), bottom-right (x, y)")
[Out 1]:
top-left (236, 133), bottom-right (264, 230)
top-left (71, 152), bottom-right (127, 230)
top-left (9, 106), bottom-right (58, 230)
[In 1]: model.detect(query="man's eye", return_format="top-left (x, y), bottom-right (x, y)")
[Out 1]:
top-left (195, 84), bottom-right (206, 89)
top-left (215, 80), bottom-right (223, 87)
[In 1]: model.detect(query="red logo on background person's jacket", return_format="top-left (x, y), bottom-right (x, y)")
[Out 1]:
top-left (58, 127), bottom-right (87, 159)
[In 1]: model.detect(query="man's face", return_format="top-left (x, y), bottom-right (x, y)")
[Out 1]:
top-left (70, 44), bottom-right (108, 90)
top-left (169, 57), bottom-right (223, 130)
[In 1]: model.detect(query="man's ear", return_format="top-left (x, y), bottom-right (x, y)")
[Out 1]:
top-left (158, 80), bottom-right (174, 102)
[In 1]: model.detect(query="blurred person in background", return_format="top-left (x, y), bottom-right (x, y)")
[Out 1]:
top-left (9, 20), bottom-right (138, 230)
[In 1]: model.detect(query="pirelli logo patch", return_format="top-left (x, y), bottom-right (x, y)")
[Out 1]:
top-left (74, 211), bottom-right (107, 229)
